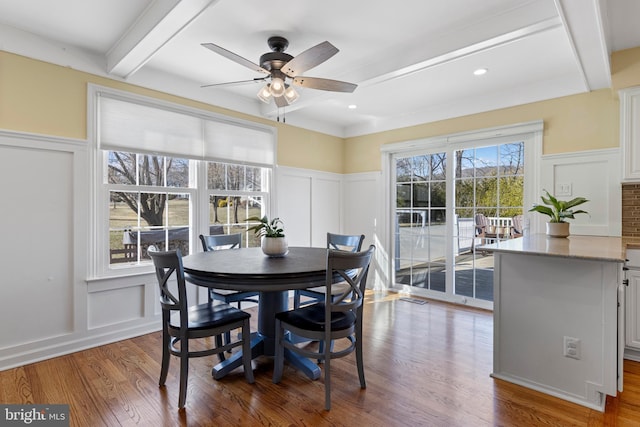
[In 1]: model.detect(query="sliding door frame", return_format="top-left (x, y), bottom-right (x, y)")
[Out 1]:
top-left (380, 121), bottom-right (543, 309)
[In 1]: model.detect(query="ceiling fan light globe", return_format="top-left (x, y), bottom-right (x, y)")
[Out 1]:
top-left (257, 85), bottom-right (272, 103)
top-left (284, 86), bottom-right (299, 104)
top-left (270, 77), bottom-right (285, 96)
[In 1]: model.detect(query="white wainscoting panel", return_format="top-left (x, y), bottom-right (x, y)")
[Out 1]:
top-left (311, 177), bottom-right (341, 247)
top-left (343, 172), bottom-right (386, 290)
top-left (343, 172), bottom-right (380, 249)
top-left (88, 284), bottom-right (145, 329)
top-left (276, 170), bottom-right (312, 246)
top-left (0, 142), bottom-right (75, 348)
top-left (539, 149), bottom-right (621, 236)
top-left (276, 167), bottom-right (342, 247)
top-left (277, 167), bottom-right (386, 288)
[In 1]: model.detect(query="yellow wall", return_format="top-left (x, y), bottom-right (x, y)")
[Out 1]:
top-left (612, 46), bottom-right (640, 92)
top-left (0, 51), bottom-right (344, 173)
top-left (277, 125), bottom-right (344, 173)
top-left (344, 89), bottom-right (618, 173)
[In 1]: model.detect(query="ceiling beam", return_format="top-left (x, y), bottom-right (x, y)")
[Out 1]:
top-left (107, 0), bottom-right (216, 78)
top-left (554, 0), bottom-right (611, 90)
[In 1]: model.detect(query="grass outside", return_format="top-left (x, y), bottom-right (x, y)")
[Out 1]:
top-left (109, 199), bottom-right (263, 250)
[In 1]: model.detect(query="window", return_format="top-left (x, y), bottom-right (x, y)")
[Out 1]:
top-left (395, 153), bottom-right (447, 293)
top-left (206, 161), bottom-right (270, 248)
top-left (107, 152), bottom-right (193, 264)
top-left (90, 85), bottom-right (276, 277)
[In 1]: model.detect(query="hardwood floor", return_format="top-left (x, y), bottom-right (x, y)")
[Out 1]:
top-left (2, 292), bottom-right (639, 426)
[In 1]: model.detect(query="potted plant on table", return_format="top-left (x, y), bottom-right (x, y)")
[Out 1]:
top-left (247, 215), bottom-right (288, 257)
top-left (529, 189), bottom-right (589, 237)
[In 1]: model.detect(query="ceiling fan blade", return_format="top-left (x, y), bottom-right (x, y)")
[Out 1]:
top-left (274, 95), bottom-right (290, 108)
top-left (292, 76), bottom-right (357, 93)
top-left (201, 77), bottom-right (268, 88)
top-left (281, 41), bottom-right (338, 77)
top-left (201, 43), bottom-right (270, 75)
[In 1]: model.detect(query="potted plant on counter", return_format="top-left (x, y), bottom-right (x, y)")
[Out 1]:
top-left (529, 189), bottom-right (589, 237)
top-left (247, 215), bottom-right (288, 257)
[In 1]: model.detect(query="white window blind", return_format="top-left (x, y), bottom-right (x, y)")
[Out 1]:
top-left (204, 119), bottom-right (274, 165)
top-left (98, 94), bottom-right (275, 166)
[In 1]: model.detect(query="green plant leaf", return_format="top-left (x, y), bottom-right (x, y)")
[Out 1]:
top-left (529, 189), bottom-right (588, 223)
top-left (246, 215), bottom-right (285, 238)
top-left (564, 197), bottom-right (589, 209)
top-left (529, 205), bottom-right (554, 218)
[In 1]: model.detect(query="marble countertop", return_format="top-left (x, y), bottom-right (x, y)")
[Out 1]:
top-left (478, 234), bottom-right (640, 263)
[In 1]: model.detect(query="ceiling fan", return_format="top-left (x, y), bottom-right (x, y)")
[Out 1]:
top-left (201, 36), bottom-right (357, 107)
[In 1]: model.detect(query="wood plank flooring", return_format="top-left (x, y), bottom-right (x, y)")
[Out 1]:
top-left (1, 292), bottom-right (639, 426)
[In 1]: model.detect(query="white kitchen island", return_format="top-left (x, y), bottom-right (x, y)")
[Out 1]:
top-left (480, 234), bottom-right (626, 411)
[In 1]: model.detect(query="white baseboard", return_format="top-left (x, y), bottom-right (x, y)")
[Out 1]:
top-left (0, 322), bottom-right (161, 372)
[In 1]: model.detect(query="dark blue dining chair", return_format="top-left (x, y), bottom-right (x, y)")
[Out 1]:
top-left (199, 233), bottom-right (260, 348)
top-left (273, 245), bottom-right (375, 410)
top-left (148, 245), bottom-right (254, 409)
top-left (293, 233), bottom-right (365, 309)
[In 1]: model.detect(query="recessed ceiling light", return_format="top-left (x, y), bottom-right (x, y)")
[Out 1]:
top-left (348, 104), bottom-right (357, 109)
top-left (474, 68), bottom-right (488, 76)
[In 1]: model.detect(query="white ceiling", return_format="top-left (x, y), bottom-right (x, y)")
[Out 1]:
top-left (0, 0), bottom-right (638, 138)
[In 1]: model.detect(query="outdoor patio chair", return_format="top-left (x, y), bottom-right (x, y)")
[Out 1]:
top-left (511, 214), bottom-right (524, 237)
top-left (472, 214), bottom-right (489, 252)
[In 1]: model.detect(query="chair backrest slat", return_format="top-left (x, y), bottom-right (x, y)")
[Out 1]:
top-left (325, 246), bottom-right (375, 316)
top-left (200, 233), bottom-right (242, 252)
top-left (327, 233), bottom-right (365, 252)
top-left (148, 245), bottom-right (187, 316)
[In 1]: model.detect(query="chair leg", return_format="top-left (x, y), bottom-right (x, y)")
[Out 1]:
top-left (272, 319), bottom-right (284, 383)
top-left (293, 291), bottom-right (301, 309)
top-left (159, 329), bottom-right (170, 386)
top-left (178, 340), bottom-right (189, 409)
top-left (317, 340), bottom-right (335, 363)
top-left (227, 301), bottom-right (241, 352)
top-left (241, 318), bottom-right (254, 384)
top-left (224, 331), bottom-right (232, 349)
top-left (216, 335), bottom-right (226, 362)
top-left (324, 353), bottom-right (331, 411)
top-left (356, 327), bottom-right (366, 389)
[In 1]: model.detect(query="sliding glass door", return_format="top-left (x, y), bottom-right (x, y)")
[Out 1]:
top-left (392, 138), bottom-right (526, 308)
top-left (453, 142), bottom-right (524, 302)
top-left (395, 153), bottom-right (447, 295)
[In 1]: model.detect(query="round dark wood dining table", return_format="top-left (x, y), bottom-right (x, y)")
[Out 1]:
top-left (182, 246), bottom-right (328, 380)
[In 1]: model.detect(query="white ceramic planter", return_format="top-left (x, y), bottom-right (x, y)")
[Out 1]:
top-left (261, 236), bottom-right (288, 257)
top-left (546, 222), bottom-right (570, 238)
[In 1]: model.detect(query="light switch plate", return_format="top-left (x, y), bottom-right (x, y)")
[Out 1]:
top-left (556, 183), bottom-right (572, 197)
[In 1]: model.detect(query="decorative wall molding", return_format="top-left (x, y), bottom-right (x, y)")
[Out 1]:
top-left (540, 148), bottom-right (621, 236)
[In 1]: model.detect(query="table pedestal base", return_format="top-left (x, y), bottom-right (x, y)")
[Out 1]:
top-left (212, 333), bottom-right (321, 380)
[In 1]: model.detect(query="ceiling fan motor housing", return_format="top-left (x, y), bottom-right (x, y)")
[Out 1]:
top-left (261, 36), bottom-right (293, 73)
top-left (260, 52), bottom-right (293, 72)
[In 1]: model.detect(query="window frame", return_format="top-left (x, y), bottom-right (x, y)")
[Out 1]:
top-left (88, 84), bottom-right (276, 279)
